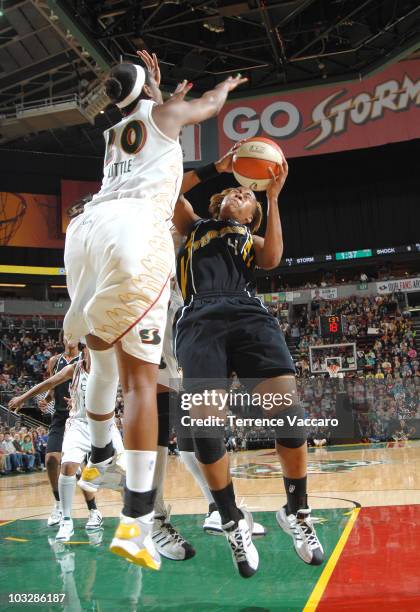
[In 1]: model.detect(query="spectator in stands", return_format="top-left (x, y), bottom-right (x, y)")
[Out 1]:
top-left (1, 432), bottom-right (23, 471)
top-left (12, 432), bottom-right (35, 471)
top-left (21, 434), bottom-right (36, 469)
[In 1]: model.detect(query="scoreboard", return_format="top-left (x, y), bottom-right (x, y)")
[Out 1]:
top-left (319, 315), bottom-right (343, 338)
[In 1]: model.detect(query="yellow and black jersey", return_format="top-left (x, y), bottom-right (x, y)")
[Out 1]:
top-left (176, 218), bottom-right (256, 301)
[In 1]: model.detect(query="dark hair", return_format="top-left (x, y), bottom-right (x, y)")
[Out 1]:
top-left (208, 188), bottom-right (263, 233)
top-left (104, 63), bottom-right (151, 113)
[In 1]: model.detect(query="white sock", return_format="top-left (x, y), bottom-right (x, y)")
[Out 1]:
top-left (153, 446), bottom-right (168, 517)
top-left (126, 450), bottom-right (157, 493)
top-left (87, 416), bottom-right (115, 451)
top-left (86, 348), bottom-right (119, 449)
top-left (180, 451), bottom-right (214, 505)
top-left (58, 473), bottom-right (76, 518)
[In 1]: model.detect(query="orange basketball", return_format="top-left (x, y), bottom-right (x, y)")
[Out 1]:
top-left (232, 137), bottom-right (285, 191)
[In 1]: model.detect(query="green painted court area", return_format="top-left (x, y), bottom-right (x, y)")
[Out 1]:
top-left (0, 509), bottom-right (349, 611)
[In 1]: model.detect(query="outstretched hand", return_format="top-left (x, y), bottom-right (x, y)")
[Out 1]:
top-left (136, 50), bottom-right (161, 86)
top-left (218, 74), bottom-right (248, 92)
top-left (266, 158), bottom-right (288, 200)
top-left (8, 396), bottom-right (23, 413)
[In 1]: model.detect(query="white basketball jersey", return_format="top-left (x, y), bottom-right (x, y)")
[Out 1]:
top-left (88, 99), bottom-right (183, 222)
top-left (69, 359), bottom-right (89, 422)
top-left (169, 226), bottom-right (184, 307)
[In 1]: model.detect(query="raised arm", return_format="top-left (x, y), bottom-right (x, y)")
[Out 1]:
top-left (253, 159), bottom-right (288, 270)
top-left (8, 364), bottom-right (76, 413)
top-left (153, 75), bottom-right (247, 141)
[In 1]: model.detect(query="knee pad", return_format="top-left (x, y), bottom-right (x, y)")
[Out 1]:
top-left (157, 392), bottom-right (170, 447)
top-left (177, 433), bottom-right (194, 453)
top-left (86, 347), bottom-right (119, 416)
top-left (275, 403), bottom-right (307, 448)
top-left (193, 437), bottom-right (226, 465)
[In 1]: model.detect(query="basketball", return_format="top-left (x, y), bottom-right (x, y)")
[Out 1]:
top-left (232, 137), bottom-right (285, 191)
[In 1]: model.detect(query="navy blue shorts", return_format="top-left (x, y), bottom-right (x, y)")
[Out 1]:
top-left (174, 293), bottom-right (295, 392)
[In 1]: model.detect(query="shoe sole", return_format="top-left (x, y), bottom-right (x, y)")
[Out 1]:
top-left (77, 479), bottom-right (100, 494)
top-left (110, 539), bottom-right (161, 570)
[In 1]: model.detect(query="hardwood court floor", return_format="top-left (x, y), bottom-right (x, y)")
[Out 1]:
top-left (1, 442), bottom-right (420, 610)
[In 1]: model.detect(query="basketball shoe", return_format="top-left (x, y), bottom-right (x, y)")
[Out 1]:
top-left (78, 452), bottom-right (121, 494)
top-left (47, 501), bottom-right (62, 527)
top-left (110, 513), bottom-right (161, 570)
top-left (85, 509), bottom-right (103, 531)
top-left (222, 509), bottom-right (259, 578)
top-left (204, 507), bottom-right (267, 536)
top-left (56, 517), bottom-right (74, 542)
top-left (152, 506), bottom-right (195, 561)
top-left (276, 506), bottom-right (324, 565)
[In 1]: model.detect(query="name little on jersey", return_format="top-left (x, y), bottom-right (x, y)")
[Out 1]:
top-left (107, 159), bottom-right (133, 178)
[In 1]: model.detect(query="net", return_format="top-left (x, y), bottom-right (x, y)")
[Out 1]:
top-left (0, 193), bottom-right (27, 246)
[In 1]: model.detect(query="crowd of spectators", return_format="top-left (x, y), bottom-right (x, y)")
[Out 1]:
top-left (0, 423), bottom-right (48, 475)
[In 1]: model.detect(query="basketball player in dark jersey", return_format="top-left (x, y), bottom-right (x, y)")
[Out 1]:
top-left (10, 335), bottom-right (83, 526)
top-left (172, 158), bottom-right (324, 577)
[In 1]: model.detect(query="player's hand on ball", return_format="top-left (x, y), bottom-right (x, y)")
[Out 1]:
top-left (8, 396), bottom-right (23, 413)
top-left (266, 159), bottom-right (288, 200)
top-left (215, 140), bottom-right (246, 174)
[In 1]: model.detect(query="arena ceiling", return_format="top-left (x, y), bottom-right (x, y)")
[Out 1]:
top-left (0, 0), bottom-right (419, 155)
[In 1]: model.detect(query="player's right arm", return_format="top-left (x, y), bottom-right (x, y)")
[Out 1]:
top-left (8, 364), bottom-right (76, 413)
top-left (152, 74), bottom-right (247, 141)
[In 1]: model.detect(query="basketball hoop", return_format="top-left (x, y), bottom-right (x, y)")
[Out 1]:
top-left (0, 193), bottom-right (27, 246)
top-left (326, 363), bottom-right (341, 378)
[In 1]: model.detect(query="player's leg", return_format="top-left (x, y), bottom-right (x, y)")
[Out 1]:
top-left (45, 413), bottom-right (66, 527)
top-left (109, 345), bottom-right (161, 569)
top-left (56, 461), bottom-right (79, 542)
top-left (151, 388), bottom-right (195, 561)
top-left (178, 431), bottom-right (266, 536)
top-left (252, 374), bottom-right (324, 566)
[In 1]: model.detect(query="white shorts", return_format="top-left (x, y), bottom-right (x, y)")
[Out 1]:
top-left (64, 199), bottom-right (174, 364)
top-left (61, 419), bottom-right (124, 465)
top-left (158, 289), bottom-right (183, 391)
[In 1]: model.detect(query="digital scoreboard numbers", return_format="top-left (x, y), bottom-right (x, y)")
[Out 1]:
top-left (319, 315), bottom-right (343, 338)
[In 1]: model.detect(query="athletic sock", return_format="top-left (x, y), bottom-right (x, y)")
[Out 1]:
top-left (208, 502), bottom-right (218, 514)
top-left (86, 497), bottom-right (97, 511)
top-left (153, 446), bottom-right (168, 517)
top-left (58, 474), bottom-right (76, 518)
top-left (126, 450), bottom-right (157, 493)
top-left (53, 489), bottom-right (60, 502)
top-left (180, 451), bottom-right (214, 505)
top-left (210, 481), bottom-right (242, 525)
top-left (283, 476), bottom-right (308, 515)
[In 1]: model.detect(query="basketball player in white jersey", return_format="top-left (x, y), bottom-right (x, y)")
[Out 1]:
top-left (9, 348), bottom-right (123, 538)
top-left (63, 53), bottom-right (247, 568)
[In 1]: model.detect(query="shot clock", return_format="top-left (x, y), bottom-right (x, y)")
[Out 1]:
top-left (319, 315), bottom-right (343, 338)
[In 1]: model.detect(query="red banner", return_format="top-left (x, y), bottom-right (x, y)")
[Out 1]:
top-left (61, 179), bottom-right (100, 232)
top-left (218, 59), bottom-right (420, 158)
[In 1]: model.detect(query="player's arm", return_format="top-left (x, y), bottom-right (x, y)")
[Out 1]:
top-left (8, 364), bottom-right (76, 413)
top-left (152, 74), bottom-right (247, 141)
top-left (172, 195), bottom-right (200, 236)
top-left (180, 141), bottom-right (244, 194)
top-left (253, 159), bottom-right (288, 270)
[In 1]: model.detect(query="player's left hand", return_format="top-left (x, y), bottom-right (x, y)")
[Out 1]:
top-left (8, 396), bottom-right (23, 413)
top-left (266, 158), bottom-right (288, 200)
top-left (215, 140), bottom-right (246, 173)
top-left (136, 50), bottom-right (161, 87)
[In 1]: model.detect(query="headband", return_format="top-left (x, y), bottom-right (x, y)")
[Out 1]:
top-left (116, 65), bottom-right (146, 109)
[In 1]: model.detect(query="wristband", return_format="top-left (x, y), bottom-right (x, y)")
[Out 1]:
top-left (195, 162), bottom-right (219, 182)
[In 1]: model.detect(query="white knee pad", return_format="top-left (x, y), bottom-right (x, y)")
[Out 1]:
top-left (86, 348), bottom-right (119, 416)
